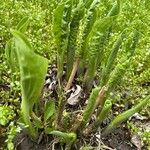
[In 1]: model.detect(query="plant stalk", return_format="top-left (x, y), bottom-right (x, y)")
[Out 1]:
top-left (65, 58), bottom-right (80, 91)
top-left (21, 99), bottom-right (37, 139)
top-left (83, 99), bottom-right (112, 135)
top-left (80, 86), bottom-right (107, 130)
top-left (56, 95), bottom-right (65, 129)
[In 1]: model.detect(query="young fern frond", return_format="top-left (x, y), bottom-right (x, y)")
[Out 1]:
top-left (76, 1), bottom-right (99, 59)
top-left (100, 31), bottom-right (126, 87)
top-left (106, 30), bottom-right (139, 93)
top-left (104, 95), bottom-right (150, 135)
top-left (65, 1), bottom-right (100, 90)
top-left (48, 130), bottom-right (77, 143)
top-left (84, 0), bottom-right (121, 90)
top-left (52, 0), bottom-right (72, 81)
top-left (80, 86), bottom-right (107, 131)
top-left (83, 0), bottom-right (121, 88)
top-left (107, 58), bottom-right (130, 93)
top-left (81, 87), bottom-right (100, 128)
top-left (48, 130), bottom-right (77, 149)
top-left (96, 29), bottom-right (112, 68)
top-left (80, 0), bottom-right (100, 65)
top-left (66, 1), bottom-right (85, 79)
top-left (95, 99), bottom-right (112, 125)
top-left (83, 16), bottom-right (117, 89)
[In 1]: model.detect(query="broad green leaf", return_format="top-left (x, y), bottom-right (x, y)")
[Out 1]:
top-left (10, 29), bottom-right (48, 137)
top-left (44, 100), bottom-right (55, 122)
top-left (11, 29), bottom-right (48, 109)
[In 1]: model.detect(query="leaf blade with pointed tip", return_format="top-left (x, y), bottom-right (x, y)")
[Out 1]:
top-left (10, 29), bottom-right (48, 137)
top-left (44, 100), bottom-right (55, 122)
top-left (17, 16), bottom-right (29, 33)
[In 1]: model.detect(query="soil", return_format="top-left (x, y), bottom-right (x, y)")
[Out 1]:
top-left (0, 136), bottom-right (6, 150)
top-left (13, 126), bottom-right (136, 150)
top-left (102, 126), bottom-right (137, 150)
top-left (14, 130), bottom-right (51, 150)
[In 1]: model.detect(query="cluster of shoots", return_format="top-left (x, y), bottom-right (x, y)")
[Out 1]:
top-left (5, 0), bottom-right (150, 149)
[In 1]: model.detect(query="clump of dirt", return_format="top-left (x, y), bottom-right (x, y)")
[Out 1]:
top-left (14, 130), bottom-right (52, 150)
top-left (0, 135), bottom-right (6, 150)
top-left (13, 127), bottom-right (136, 150)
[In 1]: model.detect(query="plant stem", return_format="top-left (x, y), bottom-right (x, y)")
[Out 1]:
top-left (57, 54), bottom-right (64, 82)
top-left (21, 99), bottom-right (37, 139)
top-left (70, 114), bottom-right (83, 132)
top-left (94, 86), bottom-right (108, 109)
top-left (84, 99), bottom-right (112, 135)
top-left (65, 58), bottom-right (80, 91)
top-left (83, 60), bottom-right (96, 91)
top-left (80, 86), bottom-right (107, 130)
top-left (56, 94), bottom-right (65, 129)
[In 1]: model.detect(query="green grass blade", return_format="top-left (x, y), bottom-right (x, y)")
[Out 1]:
top-left (107, 0), bottom-right (121, 17)
top-left (16, 16), bottom-right (29, 33)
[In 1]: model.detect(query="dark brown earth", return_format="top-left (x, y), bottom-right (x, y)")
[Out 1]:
top-left (13, 126), bottom-right (136, 150)
top-left (14, 130), bottom-right (51, 150)
top-left (102, 126), bottom-right (136, 150)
